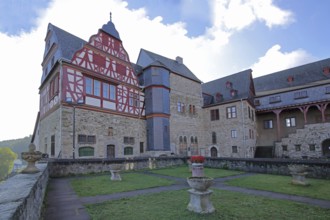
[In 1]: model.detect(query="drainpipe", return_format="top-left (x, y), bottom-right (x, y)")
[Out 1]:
top-left (241, 99), bottom-right (246, 157)
top-left (59, 59), bottom-right (63, 158)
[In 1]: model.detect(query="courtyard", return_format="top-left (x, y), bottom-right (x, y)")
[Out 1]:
top-left (43, 166), bottom-right (330, 220)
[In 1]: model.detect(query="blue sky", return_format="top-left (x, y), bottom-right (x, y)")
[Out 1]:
top-left (0, 0), bottom-right (329, 141)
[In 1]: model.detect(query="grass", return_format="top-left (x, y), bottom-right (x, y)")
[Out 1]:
top-left (86, 189), bottom-right (330, 220)
top-left (70, 172), bottom-right (174, 197)
top-left (149, 165), bottom-right (244, 178)
top-left (225, 173), bottom-right (330, 200)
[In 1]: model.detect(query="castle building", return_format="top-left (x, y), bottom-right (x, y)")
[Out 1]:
top-left (32, 16), bottom-right (330, 159)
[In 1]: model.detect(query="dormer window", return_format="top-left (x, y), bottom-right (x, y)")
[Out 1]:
top-left (294, 90), bottom-right (308, 99)
top-left (230, 89), bottom-right (237, 97)
top-left (323, 67), bottom-right (330, 76)
top-left (269, 95), bottom-right (281, 103)
top-left (215, 92), bottom-right (223, 102)
top-left (226, 81), bottom-right (232, 89)
top-left (287, 75), bottom-right (294, 83)
top-left (254, 99), bottom-right (261, 106)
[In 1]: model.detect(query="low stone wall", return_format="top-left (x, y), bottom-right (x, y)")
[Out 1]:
top-left (0, 163), bottom-right (49, 220)
top-left (205, 158), bottom-right (330, 179)
top-left (48, 157), bottom-right (187, 177)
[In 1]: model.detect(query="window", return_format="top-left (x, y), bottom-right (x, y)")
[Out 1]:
top-left (124, 147), bottom-right (133, 155)
top-left (231, 130), bottom-right (237, 138)
top-left (86, 77), bottom-right (93, 95)
top-left (79, 147), bottom-right (94, 157)
top-left (326, 86), bottom-right (330, 94)
top-left (94, 80), bottom-right (101, 96)
top-left (87, 135), bottom-right (96, 144)
top-left (44, 137), bottom-right (47, 154)
top-left (51, 135), bottom-right (55, 156)
top-left (226, 106), bottom-right (237, 118)
top-left (212, 132), bottom-right (217, 144)
top-left (294, 90), bottom-right (308, 99)
top-left (210, 109), bottom-right (219, 121)
top-left (309, 144), bottom-right (316, 151)
top-left (295, 144), bottom-right (301, 151)
top-left (78, 135), bottom-right (96, 144)
top-left (269, 96), bottom-right (281, 103)
top-left (129, 92), bottom-right (139, 107)
top-left (183, 136), bottom-right (187, 144)
top-left (232, 146), bottom-right (238, 153)
top-left (285, 117), bottom-right (296, 127)
top-left (264, 120), bottom-right (273, 129)
top-left (49, 75), bottom-right (59, 100)
top-left (108, 127), bottom-right (113, 136)
top-left (179, 136), bottom-right (183, 144)
top-left (177, 101), bottom-right (182, 112)
top-left (248, 106), bottom-right (251, 119)
top-left (190, 136), bottom-right (194, 143)
top-left (124, 137), bottom-right (135, 145)
top-left (194, 137), bottom-right (198, 144)
top-left (282, 145), bottom-right (287, 151)
top-left (140, 142), bottom-right (144, 153)
top-left (177, 101), bottom-right (185, 113)
top-left (102, 82), bottom-right (117, 100)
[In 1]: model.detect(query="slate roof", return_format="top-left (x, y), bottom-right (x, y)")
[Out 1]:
top-left (49, 23), bottom-right (86, 61)
top-left (202, 69), bottom-right (253, 106)
top-left (101, 20), bottom-right (121, 40)
top-left (136, 49), bottom-right (202, 83)
top-left (254, 58), bottom-right (330, 95)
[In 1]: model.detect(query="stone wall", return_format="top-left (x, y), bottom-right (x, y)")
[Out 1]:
top-left (205, 157), bottom-right (330, 179)
top-left (0, 164), bottom-right (48, 220)
top-left (48, 157), bottom-right (187, 177)
top-left (275, 123), bottom-right (330, 158)
top-left (202, 100), bottom-right (257, 158)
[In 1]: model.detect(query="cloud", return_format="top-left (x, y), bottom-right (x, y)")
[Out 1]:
top-left (211, 0), bottom-right (293, 31)
top-left (250, 44), bottom-right (316, 77)
top-left (0, 0), bottom-right (309, 140)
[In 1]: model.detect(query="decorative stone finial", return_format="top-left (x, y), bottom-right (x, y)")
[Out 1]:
top-left (21, 143), bottom-right (42, 174)
top-left (110, 12), bottom-right (112, 22)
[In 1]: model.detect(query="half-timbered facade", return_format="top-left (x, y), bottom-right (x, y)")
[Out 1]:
top-left (33, 16), bottom-right (330, 159)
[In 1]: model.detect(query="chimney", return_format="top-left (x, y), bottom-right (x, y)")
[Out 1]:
top-left (175, 56), bottom-right (183, 64)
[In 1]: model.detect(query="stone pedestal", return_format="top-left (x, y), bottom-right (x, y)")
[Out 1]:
top-left (187, 189), bottom-right (215, 214)
top-left (110, 169), bottom-right (122, 181)
top-left (191, 163), bottom-right (204, 177)
top-left (291, 172), bottom-right (309, 186)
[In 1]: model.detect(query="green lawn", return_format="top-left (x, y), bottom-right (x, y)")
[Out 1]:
top-left (149, 165), bottom-right (244, 178)
top-left (86, 189), bottom-right (330, 220)
top-left (70, 172), bottom-right (174, 197)
top-left (225, 173), bottom-right (330, 200)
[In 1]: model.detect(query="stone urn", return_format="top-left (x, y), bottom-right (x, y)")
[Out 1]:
top-left (187, 177), bottom-right (215, 214)
top-left (21, 143), bottom-right (42, 174)
top-left (288, 164), bottom-right (310, 186)
top-left (109, 164), bottom-right (123, 181)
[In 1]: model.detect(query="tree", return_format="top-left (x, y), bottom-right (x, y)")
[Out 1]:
top-left (0, 147), bottom-right (17, 180)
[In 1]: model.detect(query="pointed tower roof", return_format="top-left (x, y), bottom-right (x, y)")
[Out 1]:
top-left (101, 12), bottom-right (121, 40)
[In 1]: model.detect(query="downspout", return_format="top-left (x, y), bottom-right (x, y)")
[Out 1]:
top-left (240, 99), bottom-right (246, 157)
top-left (59, 59), bottom-right (63, 158)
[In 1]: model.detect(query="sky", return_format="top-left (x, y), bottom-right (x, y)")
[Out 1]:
top-left (0, 0), bottom-right (329, 141)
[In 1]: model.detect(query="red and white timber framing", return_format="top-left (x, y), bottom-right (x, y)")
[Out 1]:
top-left (63, 30), bottom-right (144, 117)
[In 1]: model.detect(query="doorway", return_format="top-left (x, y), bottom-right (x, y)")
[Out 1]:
top-left (210, 147), bottom-right (218, 157)
top-left (107, 145), bottom-right (115, 158)
top-left (322, 139), bottom-right (330, 157)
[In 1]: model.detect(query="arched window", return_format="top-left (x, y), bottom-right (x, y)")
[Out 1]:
top-left (183, 136), bottom-right (187, 144)
top-left (191, 136), bottom-right (194, 143)
top-left (179, 136), bottom-right (183, 144)
top-left (79, 147), bottom-right (94, 157)
top-left (124, 146), bottom-right (133, 155)
top-left (195, 137), bottom-right (198, 144)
